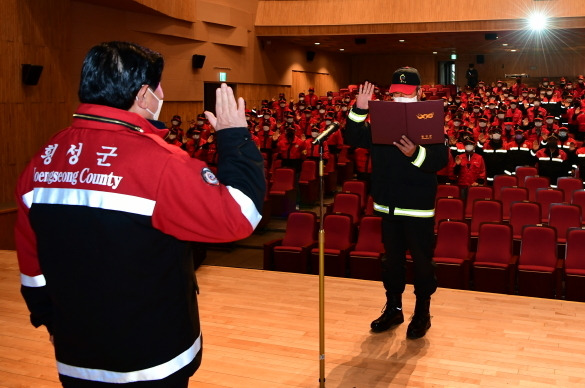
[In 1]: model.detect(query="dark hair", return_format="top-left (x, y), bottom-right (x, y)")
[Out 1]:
top-left (78, 41), bottom-right (164, 110)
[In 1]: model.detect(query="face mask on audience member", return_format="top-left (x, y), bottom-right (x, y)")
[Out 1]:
top-left (479, 122), bottom-right (487, 128)
top-left (492, 133), bottom-right (501, 140)
top-left (453, 120), bottom-right (461, 127)
top-left (193, 134), bottom-right (200, 140)
top-left (489, 104), bottom-right (496, 110)
top-left (305, 113), bottom-right (312, 119)
top-left (263, 125), bottom-right (269, 132)
top-left (319, 109), bottom-right (326, 114)
top-left (534, 101), bottom-right (540, 107)
top-left (299, 104), bottom-right (305, 110)
top-left (311, 131), bottom-right (319, 138)
top-left (497, 113), bottom-right (505, 120)
top-left (286, 118), bottom-right (294, 123)
top-left (325, 120), bottom-right (332, 126)
top-left (511, 104), bottom-right (517, 109)
top-left (264, 114), bottom-right (270, 120)
top-left (299, 97), bottom-right (305, 102)
top-left (559, 130), bottom-right (568, 138)
top-left (172, 120), bottom-right (179, 126)
top-left (197, 120), bottom-right (204, 125)
top-left (546, 118), bottom-right (554, 124)
top-left (473, 108), bottom-right (480, 113)
top-left (465, 144), bottom-right (474, 152)
top-left (342, 106), bottom-right (348, 111)
top-left (534, 121), bottom-right (543, 127)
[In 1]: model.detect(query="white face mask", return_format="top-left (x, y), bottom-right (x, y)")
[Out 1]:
top-left (146, 87), bottom-right (163, 120)
top-left (193, 134), bottom-right (200, 139)
top-left (342, 106), bottom-right (347, 111)
top-left (498, 114), bottom-right (505, 119)
top-left (559, 131), bottom-right (568, 137)
top-left (492, 133), bottom-right (501, 140)
top-left (394, 96), bottom-right (418, 103)
top-left (311, 131), bottom-right (319, 138)
top-left (465, 145), bottom-right (474, 152)
top-left (319, 109), bottom-right (326, 114)
top-left (535, 122), bottom-right (543, 127)
top-left (287, 118), bottom-right (294, 123)
top-left (325, 120), bottom-right (332, 125)
top-left (546, 119), bottom-right (554, 124)
top-left (263, 126), bottom-right (269, 131)
top-left (479, 122), bottom-right (487, 128)
top-left (172, 120), bottom-right (179, 126)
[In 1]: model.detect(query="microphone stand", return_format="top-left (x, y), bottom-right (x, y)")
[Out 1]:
top-left (316, 137), bottom-right (327, 387)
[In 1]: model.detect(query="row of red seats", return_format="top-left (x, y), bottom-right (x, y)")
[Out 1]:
top-left (263, 212), bottom-right (383, 279)
top-left (263, 210), bottom-right (585, 301)
top-left (427, 220), bottom-right (585, 301)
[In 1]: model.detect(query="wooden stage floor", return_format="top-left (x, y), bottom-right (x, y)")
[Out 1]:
top-left (2, 250), bottom-right (585, 387)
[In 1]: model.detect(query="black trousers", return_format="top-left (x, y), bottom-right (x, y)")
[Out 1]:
top-left (380, 216), bottom-right (437, 298)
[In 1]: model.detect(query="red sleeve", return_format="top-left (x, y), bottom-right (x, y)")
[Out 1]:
top-left (152, 155), bottom-right (259, 243)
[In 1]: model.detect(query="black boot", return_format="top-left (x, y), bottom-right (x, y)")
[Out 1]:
top-left (407, 297), bottom-right (431, 339)
top-left (370, 294), bottom-right (404, 333)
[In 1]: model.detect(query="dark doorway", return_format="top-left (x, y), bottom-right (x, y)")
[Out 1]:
top-left (438, 61), bottom-right (456, 86)
top-left (204, 82), bottom-right (237, 114)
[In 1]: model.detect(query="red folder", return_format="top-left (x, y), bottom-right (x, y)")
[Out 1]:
top-left (368, 100), bottom-right (445, 145)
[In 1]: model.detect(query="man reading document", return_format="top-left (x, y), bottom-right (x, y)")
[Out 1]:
top-left (345, 67), bottom-right (448, 339)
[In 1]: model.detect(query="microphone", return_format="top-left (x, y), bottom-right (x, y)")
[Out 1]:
top-left (312, 122), bottom-right (340, 145)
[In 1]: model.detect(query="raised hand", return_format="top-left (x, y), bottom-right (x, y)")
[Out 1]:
top-left (204, 83), bottom-right (247, 131)
top-left (356, 81), bottom-right (375, 110)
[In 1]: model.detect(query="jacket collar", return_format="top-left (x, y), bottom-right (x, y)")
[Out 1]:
top-left (72, 104), bottom-right (169, 139)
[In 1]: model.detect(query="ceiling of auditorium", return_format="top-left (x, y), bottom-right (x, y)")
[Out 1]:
top-left (261, 28), bottom-right (585, 56)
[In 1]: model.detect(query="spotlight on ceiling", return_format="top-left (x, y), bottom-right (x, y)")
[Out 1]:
top-left (528, 11), bottom-right (548, 31)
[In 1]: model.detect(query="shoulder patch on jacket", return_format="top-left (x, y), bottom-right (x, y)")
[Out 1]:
top-left (201, 167), bottom-right (219, 185)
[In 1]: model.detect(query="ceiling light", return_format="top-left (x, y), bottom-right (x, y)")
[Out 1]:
top-left (314, 42), bottom-right (320, 45)
top-left (502, 43), bottom-right (509, 46)
top-left (339, 48), bottom-right (344, 51)
top-left (432, 51), bottom-right (438, 55)
top-left (399, 39), bottom-right (405, 43)
top-left (510, 49), bottom-right (517, 52)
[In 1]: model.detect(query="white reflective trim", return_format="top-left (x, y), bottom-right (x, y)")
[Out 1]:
top-left (227, 186), bottom-right (262, 229)
top-left (508, 147), bottom-right (519, 150)
top-left (32, 188), bottom-right (155, 216)
top-left (57, 333), bottom-right (202, 383)
top-left (394, 207), bottom-right (435, 218)
top-left (496, 149), bottom-right (507, 153)
top-left (552, 158), bottom-right (564, 163)
top-left (538, 157), bottom-right (549, 161)
top-left (348, 110), bottom-right (368, 123)
top-left (578, 154), bottom-right (585, 158)
top-left (550, 185), bottom-right (558, 188)
top-left (20, 273), bottom-right (46, 287)
top-left (373, 202), bottom-right (390, 214)
top-left (22, 190), bottom-right (34, 209)
top-left (487, 177), bottom-right (494, 181)
top-left (483, 149), bottom-right (494, 153)
top-left (412, 146), bottom-right (426, 167)
top-left (504, 170), bottom-right (513, 175)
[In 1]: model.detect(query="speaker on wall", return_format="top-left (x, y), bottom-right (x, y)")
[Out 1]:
top-left (22, 64), bottom-right (43, 85)
top-left (306, 51), bottom-right (316, 62)
top-left (476, 55), bottom-right (485, 64)
top-left (192, 55), bottom-right (206, 69)
top-left (485, 33), bottom-right (498, 40)
top-left (355, 38), bottom-right (367, 45)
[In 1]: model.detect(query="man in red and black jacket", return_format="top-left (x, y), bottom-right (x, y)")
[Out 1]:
top-left (345, 68), bottom-right (448, 340)
top-left (15, 42), bottom-right (265, 388)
